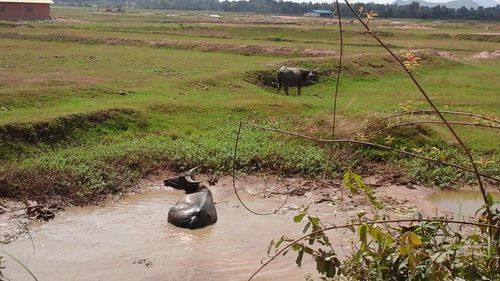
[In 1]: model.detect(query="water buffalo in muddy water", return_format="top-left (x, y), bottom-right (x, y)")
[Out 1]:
top-left (164, 167), bottom-right (217, 229)
top-left (276, 66), bottom-right (318, 96)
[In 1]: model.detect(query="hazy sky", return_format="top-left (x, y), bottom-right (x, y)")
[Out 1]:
top-left (282, 0), bottom-right (454, 4)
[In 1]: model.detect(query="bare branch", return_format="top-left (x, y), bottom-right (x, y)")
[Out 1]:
top-left (363, 110), bottom-right (500, 134)
top-left (343, 0), bottom-right (492, 217)
top-left (231, 122), bottom-right (290, 215)
top-left (240, 121), bottom-right (499, 183)
top-left (369, 120), bottom-right (500, 137)
top-left (331, 0), bottom-right (343, 141)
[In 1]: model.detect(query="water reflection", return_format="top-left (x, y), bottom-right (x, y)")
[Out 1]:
top-left (428, 190), bottom-right (500, 219)
top-left (3, 189), bottom-right (311, 281)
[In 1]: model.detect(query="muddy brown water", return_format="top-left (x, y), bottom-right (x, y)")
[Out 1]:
top-left (428, 190), bottom-right (500, 219)
top-left (5, 178), bottom-right (493, 281)
top-left (2, 183), bottom-right (333, 281)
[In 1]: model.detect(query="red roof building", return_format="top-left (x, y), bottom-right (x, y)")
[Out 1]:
top-left (0, 0), bottom-right (53, 20)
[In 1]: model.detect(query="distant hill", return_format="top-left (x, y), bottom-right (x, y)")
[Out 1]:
top-left (474, 0), bottom-right (500, 7)
top-left (393, 0), bottom-right (499, 9)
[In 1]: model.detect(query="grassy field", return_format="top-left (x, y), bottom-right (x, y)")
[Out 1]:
top-left (0, 7), bottom-right (499, 203)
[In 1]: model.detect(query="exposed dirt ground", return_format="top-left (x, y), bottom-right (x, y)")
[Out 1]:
top-left (472, 50), bottom-right (500, 59)
top-left (0, 71), bottom-right (102, 86)
top-left (0, 32), bottom-right (337, 57)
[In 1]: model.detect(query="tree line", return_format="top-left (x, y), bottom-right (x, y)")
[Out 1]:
top-left (59, 0), bottom-right (500, 20)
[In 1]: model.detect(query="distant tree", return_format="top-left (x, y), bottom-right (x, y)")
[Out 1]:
top-left (409, 1), bottom-right (420, 16)
top-left (456, 6), bottom-right (471, 18)
top-left (54, 0), bottom-right (500, 20)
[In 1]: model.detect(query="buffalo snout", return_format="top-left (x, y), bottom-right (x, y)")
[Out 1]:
top-left (164, 176), bottom-right (190, 190)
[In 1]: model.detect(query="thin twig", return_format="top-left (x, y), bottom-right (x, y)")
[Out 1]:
top-left (343, 0), bottom-right (491, 217)
top-left (240, 121), bottom-right (499, 183)
top-left (0, 249), bottom-right (38, 281)
top-left (369, 120), bottom-right (500, 137)
top-left (232, 122), bottom-right (289, 215)
top-left (248, 218), bottom-right (500, 280)
top-left (363, 110), bottom-right (500, 134)
top-left (331, 0), bottom-right (343, 141)
top-left (21, 224), bottom-right (35, 256)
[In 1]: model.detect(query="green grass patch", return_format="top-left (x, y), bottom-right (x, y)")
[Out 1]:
top-left (0, 8), bottom-right (498, 203)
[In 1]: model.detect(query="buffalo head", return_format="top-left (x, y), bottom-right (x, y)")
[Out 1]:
top-left (302, 67), bottom-right (319, 85)
top-left (164, 166), bottom-right (205, 193)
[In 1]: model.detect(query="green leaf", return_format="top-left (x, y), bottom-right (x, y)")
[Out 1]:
top-left (304, 246), bottom-right (314, 255)
top-left (309, 216), bottom-right (321, 227)
top-left (485, 193), bottom-right (494, 206)
top-left (400, 244), bottom-right (410, 256)
top-left (315, 256), bottom-right (337, 278)
top-left (267, 239), bottom-right (274, 255)
top-left (303, 222), bottom-right (311, 234)
top-left (357, 210), bottom-right (367, 218)
top-left (275, 236), bottom-right (285, 249)
top-left (359, 225), bottom-right (368, 250)
top-left (294, 212), bottom-right (306, 223)
top-left (408, 252), bottom-right (417, 275)
top-left (296, 248), bottom-right (304, 267)
top-left (316, 256), bottom-right (327, 274)
top-left (291, 243), bottom-right (302, 251)
top-left (408, 232), bottom-right (422, 247)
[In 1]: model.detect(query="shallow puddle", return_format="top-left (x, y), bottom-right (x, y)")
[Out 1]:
top-left (2, 185), bottom-right (326, 281)
top-left (428, 190), bottom-right (500, 219)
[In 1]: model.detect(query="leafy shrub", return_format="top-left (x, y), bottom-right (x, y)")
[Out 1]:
top-left (455, 34), bottom-right (500, 43)
top-left (427, 33), bottom-right (451, 39)
top-left (265, 172), bottom-right (500, 281)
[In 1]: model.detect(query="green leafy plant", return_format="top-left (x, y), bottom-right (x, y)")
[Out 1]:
top-left (267, 206), bottom-right (341, 279)
top-left (260, 172), bottom-right (499, 281)
top-left (343, 170), bottom-right (383, 209)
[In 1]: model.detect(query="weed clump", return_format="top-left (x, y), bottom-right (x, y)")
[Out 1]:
top-left (455, 33), bottom-right (500, 42)
top-left (427, 33), bottom-right (451, 39)
top-left (0, 126), bottom-right (344, 204)
top-left (243, 69), bottom-right (277, 88)
top-left (0, 109), bottom-right (142, 157)
top-left (265, 37), bottom-right (294, 42)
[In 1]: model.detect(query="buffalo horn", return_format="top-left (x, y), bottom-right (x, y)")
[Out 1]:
top-left (184, 166), bottom-right (205, 184)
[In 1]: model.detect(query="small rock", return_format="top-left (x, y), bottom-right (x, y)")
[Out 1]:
top-left (406, 184), bottom-right (416, 190)
top-left (133, 258), bottom-right (153, 268)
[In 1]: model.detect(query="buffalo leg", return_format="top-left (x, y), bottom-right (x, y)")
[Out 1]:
top-left (284, 86), bottom-right (289, 96)
top-left (297, 86), bottom-right (301, 96)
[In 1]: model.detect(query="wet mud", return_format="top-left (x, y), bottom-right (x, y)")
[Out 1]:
top-left (1, 173), bottom-right (490, 280)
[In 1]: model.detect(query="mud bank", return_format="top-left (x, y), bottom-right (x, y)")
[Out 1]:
top-left (0, 32), bottom-right (337, 58)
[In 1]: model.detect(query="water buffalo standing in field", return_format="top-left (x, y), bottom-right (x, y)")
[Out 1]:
top-left (164, 167), bottom-right (217, 229)
top-left (276, 66), bottom-right (318, 96)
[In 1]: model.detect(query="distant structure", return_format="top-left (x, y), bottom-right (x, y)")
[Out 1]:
top-left (304, 9), bottom-right (334, 18)
top-left (0, 0), bottom-right (53, 20)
